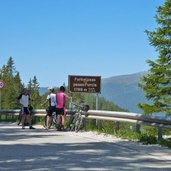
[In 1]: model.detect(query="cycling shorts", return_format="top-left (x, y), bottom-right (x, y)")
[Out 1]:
top-left (46, 106), bottom-right (56, 116)
top-left (21, 107), bottom-right (30, 115)
top-left (56, 108), bottom-right (64, 115)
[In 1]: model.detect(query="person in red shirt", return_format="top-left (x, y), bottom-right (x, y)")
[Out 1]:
top-left (56, 86), bottom-right (70, 130)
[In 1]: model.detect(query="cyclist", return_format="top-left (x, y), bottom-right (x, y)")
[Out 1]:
top-left (56, 86), bottom-right (70, 131)
top-left (17, 88), bottom-right (35, 129)
top-left (41, 87), bottom-right (56, 129)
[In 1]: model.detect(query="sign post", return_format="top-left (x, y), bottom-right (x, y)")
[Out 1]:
top-left (0, 80), bottom-right (4, 115)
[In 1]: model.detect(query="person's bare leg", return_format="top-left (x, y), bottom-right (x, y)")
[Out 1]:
top-left (26, 115), bottom-right (31, 126)
top-left (47, 115), bottom-right (51, 129)
top-left (21, 114), bottom-right (26, 129)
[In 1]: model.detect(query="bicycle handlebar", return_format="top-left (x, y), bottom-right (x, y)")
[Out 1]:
top-left (70, 102), bottom-right (89, 112)
top-left (66, 109), bottom-right (78, 115)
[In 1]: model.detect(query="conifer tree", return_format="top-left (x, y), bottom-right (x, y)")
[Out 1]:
top-left (27, 76), bottom-right (41, 109)
top-left (0, 57), bottom-right (23, 108)
top-left (138, 0), bottom-right (171, 115)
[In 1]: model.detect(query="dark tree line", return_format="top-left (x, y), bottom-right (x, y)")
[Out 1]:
top-left (0, 57), bottom-right (41, 109)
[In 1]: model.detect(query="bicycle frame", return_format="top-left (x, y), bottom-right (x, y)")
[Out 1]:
top-left (44, 112), bottom-right (58, 129)
top-left (17, 105), bottom-right (33, 126)
top-left (68, 103), bottom-right (89, 132)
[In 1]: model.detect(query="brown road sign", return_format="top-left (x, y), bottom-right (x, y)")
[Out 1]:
top-left (68, 75), bottom-right (101, 93)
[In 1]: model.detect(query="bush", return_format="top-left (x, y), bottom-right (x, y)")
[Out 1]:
top-left (139, 133), bottom-right (157, 144)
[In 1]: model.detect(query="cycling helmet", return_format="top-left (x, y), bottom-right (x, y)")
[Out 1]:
top-left (60, 86), bottom-right (65, 92)
top-left (49, 86), bottom-right (55, 91)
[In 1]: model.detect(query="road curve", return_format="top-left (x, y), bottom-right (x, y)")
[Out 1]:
top-left (0, 122), bottom-right (171, 171)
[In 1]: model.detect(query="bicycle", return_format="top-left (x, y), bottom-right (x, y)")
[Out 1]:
top-left (44, 109), bottom-right (58, 130)
top-left (44, 112), bottom-right (58, 129)
top-left (68, 103), bottom-right (89, 132)
top-left (17, 104), bottom-right (33, 126)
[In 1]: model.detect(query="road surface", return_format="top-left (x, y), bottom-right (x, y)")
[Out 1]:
top-left (0, 122), bottom-right (171, 171)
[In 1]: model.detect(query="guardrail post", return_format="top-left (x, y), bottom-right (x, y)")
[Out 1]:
top-left (134, 123), bottom-right (141, 133)
top-left (158, 127), bottom-right (163, 141)
top-left (5, 113), bottom-right (8, 120)
top-left (114, 121), bottom-right (120, 133)
top-left (12, 113), bottom-right (14, 120)
top-left (96, 120), bottom-right (102, 130)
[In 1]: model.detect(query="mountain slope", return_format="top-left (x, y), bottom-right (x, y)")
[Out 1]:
top-left (39, 87), bottom-right (48, 96)
top-left (101, 72), bottom-right (148, 113)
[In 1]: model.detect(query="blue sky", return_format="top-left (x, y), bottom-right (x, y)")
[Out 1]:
top-left (0, 0), bottom-right (164, 87)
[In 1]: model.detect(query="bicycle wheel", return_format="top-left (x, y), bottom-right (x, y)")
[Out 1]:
top-left (75, 114), bottom-right (83, 132)
top-left (52, 114), bottom-right (59, 130)
top-left (70, 114), bottom-right (79, 131)
top-left (54, 114), bottom-right (62, 130)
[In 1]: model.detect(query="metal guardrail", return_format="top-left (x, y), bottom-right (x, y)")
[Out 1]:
top-left (84, 110), bottom-right (171, 126)
top-left (0, 109), bottom-right (171, 140)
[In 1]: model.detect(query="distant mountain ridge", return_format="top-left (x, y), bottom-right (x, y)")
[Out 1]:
top-left (101, 72), bottom-right (148, 113)
top-left (102, 72), bottom-right (146, 84)
top-left (39, 87), bottom-right (48, 95)
top-left (39, 72), bottom-right (148, 113)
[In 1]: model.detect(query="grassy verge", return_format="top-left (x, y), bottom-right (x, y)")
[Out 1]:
top-left (84, 119), bottom-right (171, 148)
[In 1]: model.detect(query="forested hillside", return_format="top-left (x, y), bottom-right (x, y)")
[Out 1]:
top-left (101, 72), bottom-right (148, 113)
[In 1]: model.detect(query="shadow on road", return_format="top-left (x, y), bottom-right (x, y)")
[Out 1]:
top-left (0, 123), bottom-right (171, 171)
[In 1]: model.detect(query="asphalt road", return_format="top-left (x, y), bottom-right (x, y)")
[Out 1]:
top-left (0, 122), bottom-right (171, 171)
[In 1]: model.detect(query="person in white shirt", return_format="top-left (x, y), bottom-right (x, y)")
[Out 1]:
top-left (41, 87), bottom-right (56, 129)
top-left (17, 88), bottom-right (35, 129)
